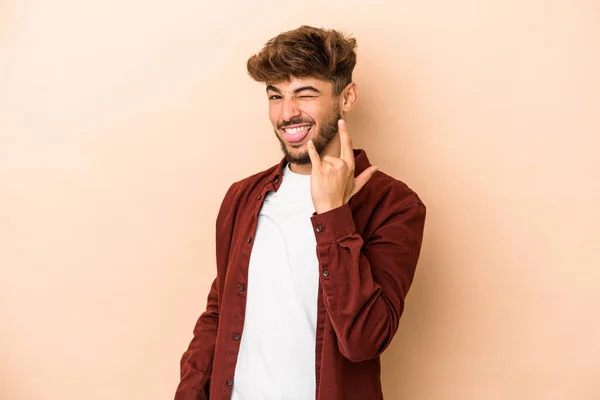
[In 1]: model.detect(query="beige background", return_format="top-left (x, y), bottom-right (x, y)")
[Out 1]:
top-left (1, 0), bottom-right (599, 399)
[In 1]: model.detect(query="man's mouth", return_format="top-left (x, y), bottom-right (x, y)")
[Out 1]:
top-left (281, 124), bottom-right (313, 144)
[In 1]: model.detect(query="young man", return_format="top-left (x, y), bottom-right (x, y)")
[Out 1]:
top-left (175, 26), bottom-right (426, 400)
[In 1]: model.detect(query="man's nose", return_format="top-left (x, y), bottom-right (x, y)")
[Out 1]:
top-left (280, 97), bottom-right (301, 122)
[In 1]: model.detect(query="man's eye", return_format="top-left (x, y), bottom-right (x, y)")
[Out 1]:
top-left (298, 95), bottom-right (316, 99)
top-left (268, 95), bottom-right (282, 100)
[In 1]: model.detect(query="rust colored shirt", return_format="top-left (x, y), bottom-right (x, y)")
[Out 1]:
top-left (175, 149), bottom-right (426, 400)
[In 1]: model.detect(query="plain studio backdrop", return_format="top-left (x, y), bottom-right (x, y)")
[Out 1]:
top-left (1, 1), bottom-right (599, 399)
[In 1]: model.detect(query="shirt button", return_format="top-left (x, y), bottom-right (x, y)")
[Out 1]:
top-left (227, 379), bottom-right (233, 386)
top-left (257, 194), bottom-right (262, 200)
top-left (233, 333), bottom-right (241, 341)
top-left (238, 284), bottom-right (245, 292)
top-left (316, 225), bottom-right (323, 233)
top-left (246, 237), bottom-right (252, 243)
top-left (323, 270), bottom-right (329, 277)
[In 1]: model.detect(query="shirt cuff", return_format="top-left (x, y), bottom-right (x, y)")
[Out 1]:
top-left (310, 204), bottom-right (356, 243)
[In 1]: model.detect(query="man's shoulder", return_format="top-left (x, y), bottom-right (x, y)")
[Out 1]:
top-left (366, 169), bottom-right (425, 209)
top-left (222, 162), bottom-right (280, 200)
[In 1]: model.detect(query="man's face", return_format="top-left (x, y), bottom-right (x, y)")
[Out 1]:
top-left (267, 77), bottom-right (341, 165)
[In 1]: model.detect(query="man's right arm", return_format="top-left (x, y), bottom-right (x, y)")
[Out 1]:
top-left (175, 182), bottom-right (239, 400)
top-left (175, 277), bottom-right (219, 400)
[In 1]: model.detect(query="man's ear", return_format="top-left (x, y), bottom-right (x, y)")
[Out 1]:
top-left (340, 82), bottom-right (358, 112)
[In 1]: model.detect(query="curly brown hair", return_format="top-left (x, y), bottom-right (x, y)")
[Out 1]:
top-left (247, 25), bottom-right (357, 96)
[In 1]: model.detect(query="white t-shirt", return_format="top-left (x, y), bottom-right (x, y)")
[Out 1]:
top-left (231, 163), bottom-right (319, 400)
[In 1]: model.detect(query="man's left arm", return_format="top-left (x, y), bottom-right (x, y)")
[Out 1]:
top-left (310, 198), bottom-right (426, 362)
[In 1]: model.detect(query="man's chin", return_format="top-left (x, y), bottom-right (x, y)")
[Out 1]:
top-left (284, 149), bottom-right (311, 165)
top-left (290, 157), bottom-right (311, 165)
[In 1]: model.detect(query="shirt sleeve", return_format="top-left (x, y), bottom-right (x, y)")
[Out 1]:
top-left (175, 278), bottom-right (218, 400)
top-left (175, 182), bottom-right (239, 399)
top-left (310, 198), bottom-right (426, 362)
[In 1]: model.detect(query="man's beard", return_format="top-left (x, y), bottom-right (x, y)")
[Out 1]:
top-left (274, 107), bottom-right (341, 165)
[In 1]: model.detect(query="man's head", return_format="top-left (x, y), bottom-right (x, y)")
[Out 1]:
top-left (247, 26), bottom-right (358, 165)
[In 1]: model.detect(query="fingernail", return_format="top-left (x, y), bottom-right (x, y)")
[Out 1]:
top-left (339, 119), bottom-right (345, 125)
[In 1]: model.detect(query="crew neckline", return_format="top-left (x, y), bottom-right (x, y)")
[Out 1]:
top-left (284, 163), bottom-right (311, 179)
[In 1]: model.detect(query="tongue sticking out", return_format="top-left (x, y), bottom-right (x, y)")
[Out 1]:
top-left (283, 126), bottom-right (311, 143)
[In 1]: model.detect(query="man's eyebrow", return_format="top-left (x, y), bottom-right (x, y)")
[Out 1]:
top-left (265, 85), bottom-right (321, 95)
top-left (293, 86), bottom-right (321, 95)
top-left (266, 85), bottom-right (281, 93)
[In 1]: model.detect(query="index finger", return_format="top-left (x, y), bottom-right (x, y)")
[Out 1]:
top-left (338, 119), bottom-right (354, 165)
top-left (307, 139), bottom-right (322, 170)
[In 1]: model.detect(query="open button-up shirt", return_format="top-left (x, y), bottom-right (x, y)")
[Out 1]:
top-left (175, 149), bottom-right (427, 400)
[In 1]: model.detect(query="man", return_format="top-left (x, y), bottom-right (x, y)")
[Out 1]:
top-left (175, 25), bottom-right (426, 400)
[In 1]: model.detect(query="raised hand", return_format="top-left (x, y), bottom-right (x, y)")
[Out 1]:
top-left (307, 119), bottom-right (379, 214)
